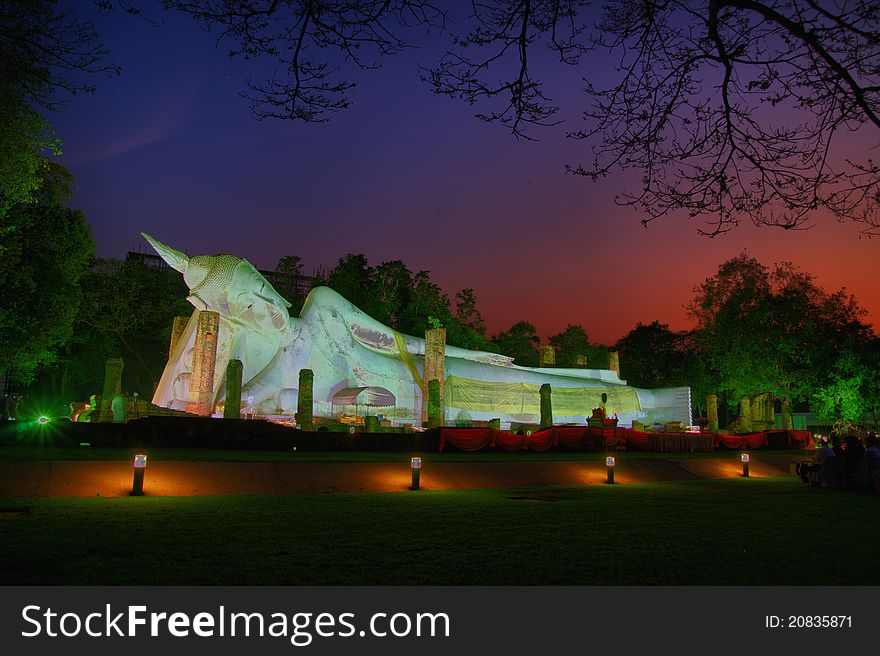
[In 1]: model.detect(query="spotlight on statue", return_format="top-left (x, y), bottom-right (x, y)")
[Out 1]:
top-left (131, 454), bottom-right (147, 496)
top-left (410, 456), bottom-right (422, 490)
top-left (606, 456), bottom-right (616, 484)
top-left (741, 452), bottom-right (750, 478)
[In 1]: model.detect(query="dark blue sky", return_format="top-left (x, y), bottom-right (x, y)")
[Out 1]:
top-left (53, 4), bottom-right (879, 343)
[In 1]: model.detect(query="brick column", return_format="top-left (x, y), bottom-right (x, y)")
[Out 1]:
top-left (186, 310), bottom-right (220, 416)
top-left (608, 351), bottom-right (621, 377)
top-left (169, 315), bottom-right (190, 359)
top-left (539, 345), bottom-right (555, 368)
top-left (224, 359), bottom-right (243, 419)
top-left (99, 357), bottom-right (124, 422)
top-left (423, 328), bottom-right (446, 424)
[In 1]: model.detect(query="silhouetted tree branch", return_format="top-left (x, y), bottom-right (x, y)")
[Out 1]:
top-left (162, 0), bottom-right (448, 121)
top-left (562, 1), bottom-right (880, 236)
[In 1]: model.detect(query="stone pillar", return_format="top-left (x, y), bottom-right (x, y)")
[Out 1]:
top-left (739, 396), bottom-right (752, 433)
top-left (223, 359), bottom-right (243, 419)
top-left (781, 397), bottom-right (793, 430)
top-left (364, 415), bottom-right (380, 432)
top-left (99, 357), bottom-right (124, 422)
top-left (186, 310), bottom-right (220, 416)
top-left (422, 327), bottom-right (446, 423)
top-left (608, 351), bottom-right (621, 377)
top-left (427, 379), bottom-right (442, 428)
top-left (707, 394), bottom-right (719, 433)
top-left (540, 383), bottom-right (553, 428)
top-left (575, 354), bottom-right (588, 368)
top-left (539, 345), bottom-right (555, 368)
top-left (169, 315), bottom-right (190, 359)
top-left (297, 368), bottom-right (314, 431)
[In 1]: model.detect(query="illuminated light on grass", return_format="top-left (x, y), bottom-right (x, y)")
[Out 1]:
top-left (606, 456), bottom-right (616, 485)
top-left (410, 456), bottom-right (422, 490)
top-left (131, 454), bottom-right (147, 496)
top-left (37, 416), bottom-right (50, 425)
top-left (741, 453), bottom-right (750, 478)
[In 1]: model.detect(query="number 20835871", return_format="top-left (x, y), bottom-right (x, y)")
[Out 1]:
top-left (765, 616), bottom-right (852, 629)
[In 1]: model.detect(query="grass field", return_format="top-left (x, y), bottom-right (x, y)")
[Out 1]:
top-left (0, 444), bottom-right (811, 463)
top-left (1, 477), bottom-right (876, 585)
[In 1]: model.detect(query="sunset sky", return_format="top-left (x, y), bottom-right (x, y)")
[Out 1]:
top-left (55, 5), bottom-right (879, 345)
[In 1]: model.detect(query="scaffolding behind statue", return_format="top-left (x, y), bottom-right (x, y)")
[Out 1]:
top-left (145, 234), bottom-right (691, 427)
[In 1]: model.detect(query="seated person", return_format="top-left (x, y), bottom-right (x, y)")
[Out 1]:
top-left (856, 435), bottom-right (880, 489)
top-left (798, 437), bottom-right (835, 486)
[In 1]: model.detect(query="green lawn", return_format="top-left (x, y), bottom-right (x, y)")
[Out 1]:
top-left (1, 478), bottom-right (876, 585)
top-left (0, 444), bottom-right (811, 463)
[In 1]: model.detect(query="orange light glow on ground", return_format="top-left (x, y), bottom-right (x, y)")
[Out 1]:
top-left (0, 455), bottom-right (803, 498)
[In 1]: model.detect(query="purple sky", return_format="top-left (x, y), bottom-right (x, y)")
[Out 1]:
top-left (54, 5), bottom-right (879, 345)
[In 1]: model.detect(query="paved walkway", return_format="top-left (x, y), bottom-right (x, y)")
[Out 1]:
top-left (0, 456), bottom-right (801, 498)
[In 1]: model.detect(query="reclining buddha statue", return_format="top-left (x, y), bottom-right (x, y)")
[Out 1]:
top-left (145, 234), bottom-right (691, 428)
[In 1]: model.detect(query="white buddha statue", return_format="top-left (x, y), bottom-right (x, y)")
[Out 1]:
top-left (145, 234), bottom-right (690, 427)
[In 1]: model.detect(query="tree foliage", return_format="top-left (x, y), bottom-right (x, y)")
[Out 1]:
top-left (446, 288), bottom-right (493, 351)
top-left (0, 0), bottom-right (116, 208)
top-left (549, 324), bottom-right (591, 367)
top-left (0, 165), bottom-right (94, 385)
top-left (688, 252), bottom-right (873, 413)
top-left (614, 321), bottom-right (687, 389)
top-left (491, 321), bottom-right (540, 367)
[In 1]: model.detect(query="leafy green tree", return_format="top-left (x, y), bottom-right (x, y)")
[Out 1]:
top-left (446, 288), bottom-right (494, 351)
top-left (0, 0), bottom-right (114, 210)
top-left (811, 352), bottom-right (869, 425)
top-left (327, 253), bottom-right (375, 315)
top-left (689, 253), bottom-right (873, 415)
top-left (492, 321), bottom-right (540, 367)
top-left (0, 164), bottom-right (93, 386)
top-left (372, 260), bottom-right (413, 327)
top-left (398, 270), bottom-right (452, 336)
top-left (549, 324), bottom-right (591, 367)
top-left (614, 321), bottom-right (686, 388)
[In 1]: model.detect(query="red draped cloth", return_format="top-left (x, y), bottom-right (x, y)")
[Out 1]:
top-left (438, 427), bottom-right (812, 453)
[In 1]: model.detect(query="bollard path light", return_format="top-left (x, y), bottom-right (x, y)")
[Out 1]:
top-left (606, 456), bottom-right (616, 485)
top-left (131, 454), bottom-right (147, 496)
top-left (741, 452), bottom-right (750, 478)
top-left (410, 456), bottom-right (422, 490)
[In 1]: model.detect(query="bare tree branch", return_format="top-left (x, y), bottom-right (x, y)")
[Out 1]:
top-left (162, 0), bottom-right (448, 122)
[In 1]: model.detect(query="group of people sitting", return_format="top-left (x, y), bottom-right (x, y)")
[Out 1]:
top-left (797, 432), bottom-right (880, 491)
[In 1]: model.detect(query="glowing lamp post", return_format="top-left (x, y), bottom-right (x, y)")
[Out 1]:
top-left (37, 415), bottom-right (50, 425)
top-left (410, 456), bottom-right (422, 490)
top-left (741, 452), bottom-right (750, 478)
top-left (131, 454), bottom-right (147, 496)
top-left (606, 456), bottom-right (616, 484)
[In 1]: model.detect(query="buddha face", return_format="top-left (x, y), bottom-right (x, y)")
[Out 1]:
top-left (211, 262), bottom-right (291, 334)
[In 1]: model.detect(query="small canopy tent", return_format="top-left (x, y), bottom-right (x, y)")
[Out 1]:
top-left (330, 386), bottom-right (396, 422)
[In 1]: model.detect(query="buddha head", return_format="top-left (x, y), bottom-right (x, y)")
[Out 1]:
top-left (142, 233), bottom-right (291, 334)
